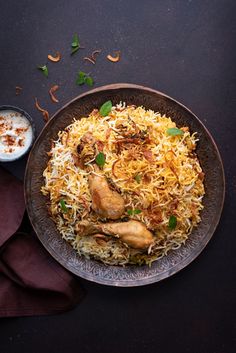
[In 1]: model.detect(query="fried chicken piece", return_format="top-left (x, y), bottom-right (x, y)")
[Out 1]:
top-left (76, 132), bottom-right (96, 167)
top-left (75, 220), bottom-right (154, 250)
top-left (89, 169), bottom-right (125, 220)
top-left (77, 133), bottom-right (124, 219)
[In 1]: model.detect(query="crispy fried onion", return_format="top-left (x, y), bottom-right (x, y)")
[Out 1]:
top-left (114, 130), bottom-right (149, 154)
top-left (143, 149), bottom-right (154, 162)
top-left (198, 171), bottom-right (205, 180)
top-left (49, 85), bottom-right (59, 103)
top-left (164, 150), bottom-right (179, 181)
top-left (112, 159), bottom-right (120, 178)
top-left (83, 57), bottom-right (96, 64)
top-left (91, 50), bottom-right (101, 60)
top-left (47, 52), bottom-right (61, 62)
top-left (107, 51), bottom-right (121, 62)
top-left (15, 86), bottom-right (22, 95)
top-left (96, 140), bottom-right (104, 152)
top-left (76, 133), bottom-right (98, 167)
top-left (111, 159), bottom-right (133, 182)
top-left (145, 203), bottom-right (163, 228)
top-left (84, 49), bottom-right (101, 64)
top-left (34, 98), bottom-right (49, 122)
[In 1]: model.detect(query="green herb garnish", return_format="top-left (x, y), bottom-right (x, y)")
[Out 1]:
top-left (76, 71), bottom-right (86, 85)
top-left (127, 209), bottom-right (142, 215)
top-left (60, 199), bottom-right (68, 213)
top-left (71, 46), bottom-right (79, 55)
top-left (38, 65), bottom-right (48, 77)
top-left (134, 174), bottom-right (141, 183)
top-left (166, 127), bottom-right (184, 136)
top-left (71, 33), bottom-right (79, 47)
top-left (71, 34), bottom-right (80, 55)
top-left (95, 152), bottom-right (106, 167)
top-left (76, 71), bottom-right (94, 87)
top-left (99, 100), bottom-right (112, 117)
top-left (84, 76), bottom-right (94, 87)
top-left (168, 215), bottom-right (177, 229)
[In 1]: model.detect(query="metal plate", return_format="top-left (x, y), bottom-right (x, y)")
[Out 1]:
top-left (24, 84), bottom-right (225, 286)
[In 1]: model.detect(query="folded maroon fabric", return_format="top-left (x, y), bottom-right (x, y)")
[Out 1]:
top-left (0, 166), bottom-right (84, 317)
top-left (0, 166), bottom-right (25, 247)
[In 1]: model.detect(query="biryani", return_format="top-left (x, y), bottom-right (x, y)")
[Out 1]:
top-left (41, 102), bottom-right (205, 266)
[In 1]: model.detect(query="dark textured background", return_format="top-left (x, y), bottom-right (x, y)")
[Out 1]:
top-left (0, 1), bottom-right (235, 352)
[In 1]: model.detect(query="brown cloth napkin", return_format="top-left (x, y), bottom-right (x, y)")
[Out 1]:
top-left (0, 166), bottom-right (84, 317)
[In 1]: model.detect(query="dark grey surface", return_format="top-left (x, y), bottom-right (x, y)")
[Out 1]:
top-left (0, 1), bottom-right (235, 353)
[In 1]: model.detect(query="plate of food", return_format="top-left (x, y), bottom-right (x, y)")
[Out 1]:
top-left (25, 84), bottom-right (225, 286)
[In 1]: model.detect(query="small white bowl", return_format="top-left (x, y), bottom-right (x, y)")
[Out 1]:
top-left (0, 105), bottom-right (35, 162)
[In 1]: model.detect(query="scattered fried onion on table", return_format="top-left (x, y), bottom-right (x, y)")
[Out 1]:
top-left (47, 51), bottom-right (61, 62)
top-left (41, 103), bottom-right (205, 266)
top-left (49, 85), bottom-right (59, 103)
top-left (107, 51), bottom-right (121, 62)
top-left (83, 49), bottom-right (101, 64)
top-left (15, 86), bottom-right (22, 95)
top-left (34, 98), bottom-right (49, 122)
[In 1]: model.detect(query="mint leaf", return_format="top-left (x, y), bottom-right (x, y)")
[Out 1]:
top-left (134, 174), bottom-right (141, 183)
top-left (85, 76), bottom-right (94, 87)
top-left (95, 152), bottom-right (106, 167)
top-left (168, 215), bottom-right (177, 229)
top-left (71, 34), bottom-right (79, 48)
top-left (60, 199), bottom-right (68, 213)
top-left (99, 100), bottom-right (112, 117)
top-left (71, 46), bottom-right (79, 55)
top-left (76, 71), bottom-right (86, 85)
top-left (38, 65), bottom-right (48, 77)
top-left (76, 71), bottom-right (94, 86)
top-left (166, 127), bottom-right (184, 136)
top-left (71, 34), bottom-right (80, 55)
top-left (127, 209), bottom-right (142, 215)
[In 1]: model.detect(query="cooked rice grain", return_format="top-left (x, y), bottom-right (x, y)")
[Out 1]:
top-left (41, 103), bottom-right (205, 265)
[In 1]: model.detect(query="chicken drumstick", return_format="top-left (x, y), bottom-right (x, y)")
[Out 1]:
top-left (76, 220), bottom-right (154, 250)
